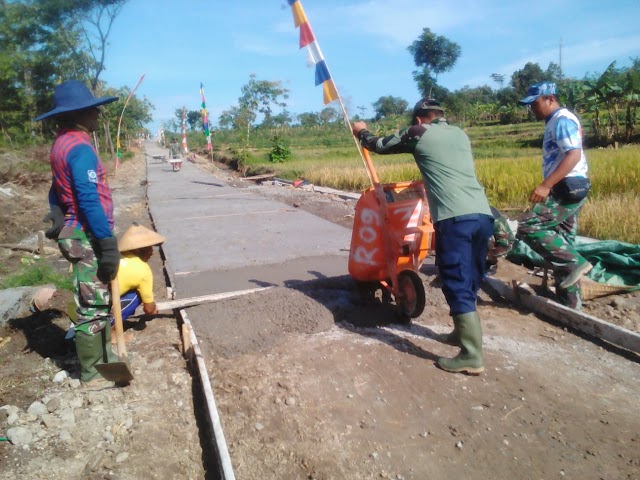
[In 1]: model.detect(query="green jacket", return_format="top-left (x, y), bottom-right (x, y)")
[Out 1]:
top-left (358, 120), bottom-right (492, 223)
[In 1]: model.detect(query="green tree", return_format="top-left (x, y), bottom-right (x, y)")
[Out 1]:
top-left (511, 62), bottom-right (545, 97)
top-left (237, 73), bottom-right (289, 142)
top-left (408, 28), bottom-right (461, 98)
top-left (559, 80), bottom-right (588, 112)
top-left (297, 112), bottom-right (320, 127)
top-left (218, 107), bottom-right (238, 130)
top-left (490, 73), bottom-right (506, 89)
top-left (583, 62), bottom-right (625, 142)
top-left (545, 62), bottom-right (563, 83)
top-left (35, 0), bottom-right (129, 90)
top-left (318, 106), bottom-right (340, 125)
top-left (495, 87), bottom-right (519, 110)
top-left (187, 110), bottom-right (202, 131)
top-left (372, 95), bottom-right (409, 121)
top-left (0, 0), bottom-right (130, 152)
top-left (173, 108), bottom-right (188, 131)
top-left (622, 58), bottom-right (640, 141)
top-left (36, 0), bottom-right (129, 156)
top-left (262, 110), bottom-right (292, 129)
top-left (0, 1), bottom-right (91, 143)
top-left (445, 85), bottom-right (496, 121)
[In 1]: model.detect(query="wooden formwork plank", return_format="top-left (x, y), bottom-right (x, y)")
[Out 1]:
top-left (484, 277), bottom-right (640, 353)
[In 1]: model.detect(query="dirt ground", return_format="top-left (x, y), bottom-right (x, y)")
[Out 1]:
top-left (0, 150), bottom-right (207, 479)
top-left (194, 162), bottom-right (640, 479)
top-left (1, 148), bottom-right (639, 480)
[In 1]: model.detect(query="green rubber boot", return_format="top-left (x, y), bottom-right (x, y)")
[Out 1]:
top-left (436, 312), bottom-right (484, 375)
top-left (75, 323), bottom-right (117, 383)
top-left (437, 322), bottom-right (459, 346)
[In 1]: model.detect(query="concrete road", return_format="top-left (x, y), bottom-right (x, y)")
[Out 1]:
top-left (143, 141), bottom-right (351, 298)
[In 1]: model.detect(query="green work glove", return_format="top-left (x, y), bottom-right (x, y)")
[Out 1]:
top-left (94, 237), bottom-right (120, 284)
top-left (42, 205), bottom-right (65, 239)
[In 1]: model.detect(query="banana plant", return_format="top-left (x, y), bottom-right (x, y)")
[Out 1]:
top-left (583, 62), bottom-right (624, 143)
top-left (622, 67), bottom-right (640, 141)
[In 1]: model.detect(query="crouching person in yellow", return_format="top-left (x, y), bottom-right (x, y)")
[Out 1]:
top-left (115, 223), bottom-right (166, 334)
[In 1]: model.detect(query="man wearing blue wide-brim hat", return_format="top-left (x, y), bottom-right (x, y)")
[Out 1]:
top-left (36, 80), bottom-right (122, 387)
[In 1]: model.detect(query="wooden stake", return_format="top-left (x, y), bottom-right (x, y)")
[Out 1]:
top-left (181, 322), bottom-right (191, 357)
top-left (485, 277), bottom-right (640, 353)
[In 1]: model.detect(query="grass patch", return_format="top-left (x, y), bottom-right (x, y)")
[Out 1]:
top-left (1, 258), bottom-right (73, 290)
top-left (19, 159), bottom-right (51, 174)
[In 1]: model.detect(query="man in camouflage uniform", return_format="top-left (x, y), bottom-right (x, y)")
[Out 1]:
top-left (36, 80), bottom-right (121, 386)
top-left (517, 82), bottom-right (591, 309)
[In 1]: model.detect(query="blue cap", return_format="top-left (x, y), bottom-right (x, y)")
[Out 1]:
top-left (518, 81), bottom-right (557, 105)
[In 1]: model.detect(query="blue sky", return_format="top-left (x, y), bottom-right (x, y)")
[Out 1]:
top-left (101, 0), bottom-right (640, 133)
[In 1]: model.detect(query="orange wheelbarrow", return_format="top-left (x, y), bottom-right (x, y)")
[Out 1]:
top-left (348, 149), bottom-right (435, 319)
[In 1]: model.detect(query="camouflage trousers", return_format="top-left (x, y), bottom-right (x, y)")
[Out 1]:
top-left (58, 226), bottom-right (111, 335)
top-left (516, 195), bottom-right (587, 309)
top-left (488, 213), bottom-right (516, 263)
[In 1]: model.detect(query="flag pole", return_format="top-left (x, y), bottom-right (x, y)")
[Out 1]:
top-left (115, 74), bottom-right (145, 171)
top-left (288, 0), bottom-right (376, 185)
top-left (330, 81), bottom-right (379, 185)
top-left (181, 106), bottom-right (189, 154)
top-left (200, 82), bottom-right (213, 162)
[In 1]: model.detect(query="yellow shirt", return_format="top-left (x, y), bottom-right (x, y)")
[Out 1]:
top-left (117, 254), bottom-right (154, 303)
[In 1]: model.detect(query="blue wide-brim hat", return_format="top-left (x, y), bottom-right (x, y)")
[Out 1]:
top-left (34, 80), bottom-right (119, 121)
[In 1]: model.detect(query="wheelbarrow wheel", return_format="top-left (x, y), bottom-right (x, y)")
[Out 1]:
top-left (396, 270), bottom-right (426, 319)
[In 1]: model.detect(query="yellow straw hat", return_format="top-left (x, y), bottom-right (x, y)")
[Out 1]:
top-left (118, 222), bottom-right (166, 252)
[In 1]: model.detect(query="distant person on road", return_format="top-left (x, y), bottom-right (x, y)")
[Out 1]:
top-left (352, 98), bottom-right (494, 375)
top-left (169, 138), bottom-right (181, 159)
top-left (517, 82), bottom-right (591, 309)
top-left (116, 222), bottom-right (166, 324)
top-left (36, 80), bottom-right (121, 387)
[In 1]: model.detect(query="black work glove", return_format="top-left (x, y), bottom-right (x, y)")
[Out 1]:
top-left (94, 236), bottom-right (120, 284)
top-left (42, 205), bottom-right (65, 240)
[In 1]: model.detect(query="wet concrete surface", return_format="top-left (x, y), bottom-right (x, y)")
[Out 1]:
top-left (144, 141), bottom-right (351, 298)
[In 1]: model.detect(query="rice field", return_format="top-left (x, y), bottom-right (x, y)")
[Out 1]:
top-left (215, 124), bottom-right (640, 243)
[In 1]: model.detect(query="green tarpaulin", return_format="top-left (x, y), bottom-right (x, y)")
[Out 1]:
top-left (507, 239), bottom-right (640, 290)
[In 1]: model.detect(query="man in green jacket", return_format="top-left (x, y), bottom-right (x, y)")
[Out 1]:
top-left (352, 98), bottom-right (494, 375)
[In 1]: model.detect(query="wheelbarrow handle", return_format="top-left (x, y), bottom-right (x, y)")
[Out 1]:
top-left (360, 147), bottom-right (380, 185)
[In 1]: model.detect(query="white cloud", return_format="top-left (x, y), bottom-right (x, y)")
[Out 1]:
top-left (336, 0), bottom-right (483, 46)
top-left (458, 33), bottom-right (640, 88)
